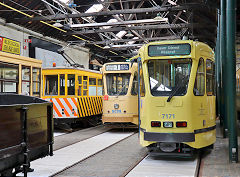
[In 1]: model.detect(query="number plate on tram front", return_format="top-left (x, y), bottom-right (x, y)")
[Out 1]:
top-left (163, 122), bottom-right (173, 128)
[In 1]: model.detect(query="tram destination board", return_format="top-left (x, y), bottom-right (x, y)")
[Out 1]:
top-left (148, 44), bottom-right (191, 56)
top-left (105, 64), bottom-right (129, 71)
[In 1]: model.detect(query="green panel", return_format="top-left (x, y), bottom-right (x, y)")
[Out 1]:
top-left (148, 44), bottom-right (191, 56)
top-left (226, 0), bottom-right (238, 163)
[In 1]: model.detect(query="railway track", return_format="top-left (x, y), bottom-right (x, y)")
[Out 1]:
top-left (52, 132), bottom-right (138, 177)
top-left (27, 127), bottom-right (136, 177)
top-left (23, 126), bottom-right (202, 177)
top-left (125, 154), bottom-right (201, 177)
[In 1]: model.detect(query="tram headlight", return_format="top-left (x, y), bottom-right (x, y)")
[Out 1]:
top-left (151, 121), bottom-right (161, 127)
top-left (176, 121), bottom-right (187, 127)
top-left (114, 104), bottom-right (119, 109)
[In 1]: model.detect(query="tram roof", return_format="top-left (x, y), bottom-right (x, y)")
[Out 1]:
top-left (42, 67), bottom-right (101, 74)
top-left (138, 40), bottom-right (214, 60)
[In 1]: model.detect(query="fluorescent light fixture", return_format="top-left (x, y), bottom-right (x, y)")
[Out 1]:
top-left (103, 19), bottom-right (118, 29)
top-left (153, 13), bottom-right (168, 22)
top-left (53, 22), bottom-right (63, 27)
top-left (168, 0), bottom-right (177, 5)
top-left (128, 37), bottom-right (139, 44)
top-left (103, 46), bottom-right (111, 49)
top-left (116, 31), bottom-right (127, 38)
top-left (59, 0), bottom-right (69, 3)
top-left (85, 4), bottom-right (104, 13)
top-left (125, 32), bottom-right (134, 37)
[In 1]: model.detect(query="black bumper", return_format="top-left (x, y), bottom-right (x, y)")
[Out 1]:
top-left (144, 132), bottom-right (195, 142)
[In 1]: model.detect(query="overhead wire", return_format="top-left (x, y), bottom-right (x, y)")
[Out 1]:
top-left (0, 1), bottom-right (127, 59)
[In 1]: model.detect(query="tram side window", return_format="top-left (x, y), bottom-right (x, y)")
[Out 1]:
top-left (60, 74), bottom-right (65, 95)
top-left (78, 76), bottom-right (82, 96)
top-left (45, 75), bottom-right (58, 95)
top-left (83, 76), bottom-right (88, 96)
top-left (97, 79), bottom-right (103, 96)
top-left (68, 74), bottom-right (75, 95)
top-left (98, 79), bottom-right (102, 86)
top-left (89, 78), bottom-right (97, 96)
top-left (0, 62), bottom-right (18, 93)
top-left (213, 63), bottom-right (216, 95)
top-left (22, 66), bottom-right (30, 94)
top-left (140, 63), bottom-right (145, 97)
top-left (206, 60), bottom-right (215, 96)
top-left (32, 68), bottom-right (41, 96)
top-left (131, 72), bottom-right (138, 95)
top-left (194, 58), bottom-right (205, 96)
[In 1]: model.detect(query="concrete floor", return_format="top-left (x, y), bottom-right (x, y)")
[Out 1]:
top-left (55, 133), bottom-right (147, 177)
top-left (200, 121), bottom-right (240, 177)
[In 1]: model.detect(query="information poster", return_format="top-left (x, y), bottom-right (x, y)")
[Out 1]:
top-left (0, 36), bottom-right (20, 55)
top-left (0, 37), bottom-right (3, 51)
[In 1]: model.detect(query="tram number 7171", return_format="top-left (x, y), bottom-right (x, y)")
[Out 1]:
top-left (160, 114), bottom-right (175, 119)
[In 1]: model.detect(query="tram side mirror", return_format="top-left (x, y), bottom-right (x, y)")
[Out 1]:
top-left (130, 58), bottom-right (137, 67)
top-left (130, 60), bottom-right (134, 67)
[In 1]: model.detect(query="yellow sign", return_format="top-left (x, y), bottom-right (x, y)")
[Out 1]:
top-left (0, 37), bottom-right (20, 55)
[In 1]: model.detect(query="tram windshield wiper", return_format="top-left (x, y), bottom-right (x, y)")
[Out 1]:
top-left (167, 85), bottom-right (181, 102)
top-left (116, 84), bottom-right (127, 98)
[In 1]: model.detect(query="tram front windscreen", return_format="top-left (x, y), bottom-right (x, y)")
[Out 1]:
top-left (147, 59), bottom-right (192, 97)
top-left (106, 73), bottom-right (130, 96)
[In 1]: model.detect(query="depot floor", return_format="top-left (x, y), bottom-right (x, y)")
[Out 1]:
top-left (200, 120), bottom-right (240, 177)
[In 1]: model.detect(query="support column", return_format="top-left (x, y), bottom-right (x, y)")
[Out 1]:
top-left (216, 10), bottom-right (221, 124)
top-left (226, 0), bottom-right (238, 163)
top-left (220, 0), bottom-right (227, 137)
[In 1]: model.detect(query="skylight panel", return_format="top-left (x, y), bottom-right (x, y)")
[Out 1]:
top-left (85, 4), bottom-right (104, 13)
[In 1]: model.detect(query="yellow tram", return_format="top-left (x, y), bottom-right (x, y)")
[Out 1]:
top-left (138, 40), bottom-right (216, 155)
top-left (236, 69), bottom-right (240, 119)
top-left (41, 67), bottom-right (103, 126)
top-left (0, 51), bottom-right (42, 96)
top-left (102, 62), bottom-right (138, 127)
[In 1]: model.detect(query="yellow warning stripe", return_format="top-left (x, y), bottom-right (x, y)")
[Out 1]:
top-left (94, 97), bottom-right (99, 114)
top-left (87, 97), bottom-right (94, 116)
top-left (81, 97), bottom-right (88, 116)
top-left (91, 97), bottom-right (97, 115)
top-left (72, 96), bottom-right (104, 118)
top-left (84, 97), bottom-right (90, 116)
top-left (75, 98), bottom-right (83, 117)
top-left (78, 97), bottom-right (85, 117)
top-left (96, 96), bottom-right (101, 114)
top-left (99, 97), bottom-right (103, 114)
top-left (98, 97), bottom-right (102, 114)
top-left (86, 97), bottom-right (91, 116)
top-left (95, 97), bottom-right (100, 114)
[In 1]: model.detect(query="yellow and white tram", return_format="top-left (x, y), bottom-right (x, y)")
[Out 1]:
top-left (138, 40), bottom-right (216, 155)
top-left (41, 67), bottom-right (103, 127)
top-left (102, 62), bottom-right (138, 127)
top-left (0, 51), bottom-right (42, 96)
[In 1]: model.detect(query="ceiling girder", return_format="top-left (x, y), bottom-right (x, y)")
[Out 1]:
top-left (13, 4), bottom-right (208, 22)
top-left (66, 23), bottom-right (215, 35)
top-left (77, 35), bottom-right (181, 45)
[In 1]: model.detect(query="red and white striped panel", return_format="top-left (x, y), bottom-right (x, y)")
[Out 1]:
top-left (45, 98), bottom-right (79, 118)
